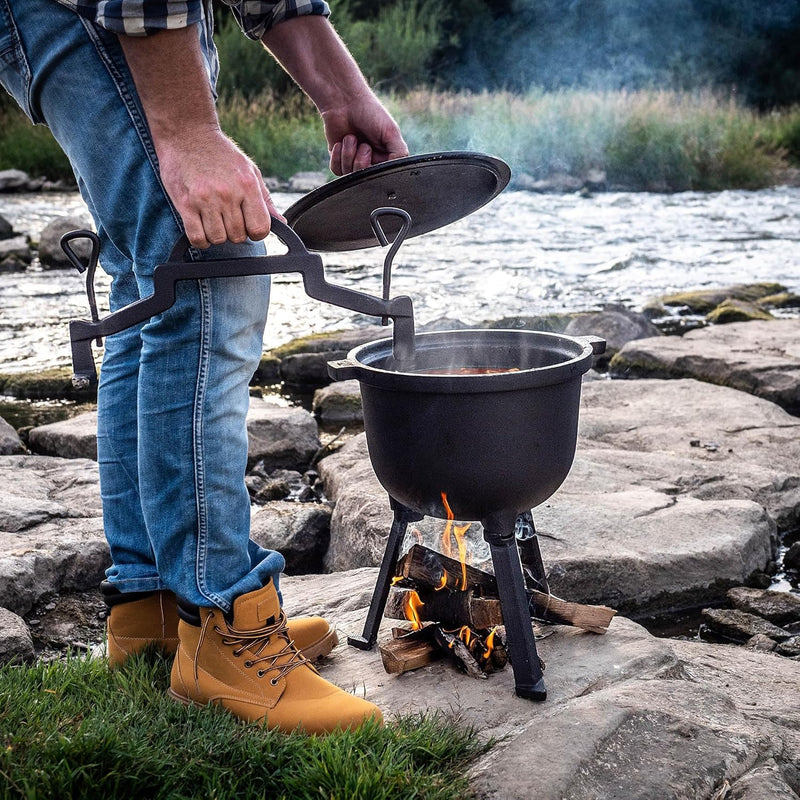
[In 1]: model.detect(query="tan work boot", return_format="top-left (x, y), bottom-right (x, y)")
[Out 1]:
top-left (103, 585), bottom-right (338, 667)
top-left (169, 581), bottom-right (382, 733)
top-left (104, 588), bottom-right (180, 668)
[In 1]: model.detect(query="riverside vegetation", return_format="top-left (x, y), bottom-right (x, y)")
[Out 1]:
top-left (2, 87), bottom-right (799, 193)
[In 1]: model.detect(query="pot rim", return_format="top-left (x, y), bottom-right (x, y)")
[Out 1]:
top-left (331, 329), bottom-right (603, 393)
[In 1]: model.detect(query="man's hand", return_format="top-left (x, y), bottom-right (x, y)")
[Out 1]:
top-left (119, 27), bottom-right (279, 249)
top-left (262, 17), bottom-right (409, 176)
top-left (322, 92), bottom-right (408, 175)
top-left (156, 127), bottom-right (279, 249)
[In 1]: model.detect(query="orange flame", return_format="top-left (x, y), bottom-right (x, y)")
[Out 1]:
top-left (483, 627), bottom-right (497, 663)
top-left (440, 493), bottom-right (470, 590)
top-left (403, 590), bottom-right (425, 630)
top-left (458, 626), bottom-right (473, 648)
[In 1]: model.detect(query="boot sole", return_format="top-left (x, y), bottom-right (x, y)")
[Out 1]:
top-left (298, 627), bottom-right (339, 661)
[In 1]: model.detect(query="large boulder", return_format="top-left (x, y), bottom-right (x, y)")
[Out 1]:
top-left (249, 499), bottom-right (332, 574)
top-left (279, 569), bottom-right (800, 800)
top-left (37, 217), bottom-right (93, 268)
top-left (246, 398), bottom-right (320, 470)
top-left (317, 376), bottom-right (800, 613)
top-left (609, 319), bottom-right (800, 415)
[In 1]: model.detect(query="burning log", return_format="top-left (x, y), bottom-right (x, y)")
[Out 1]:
top-left (385, 586), bottom-right (503, 629)
top-left (397, 544), bottom-right (616, 633)
top-left (380, 623), bottom-right (508, 678)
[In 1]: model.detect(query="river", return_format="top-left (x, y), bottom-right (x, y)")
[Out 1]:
top-left (1, 186), bottom-right (799, 373)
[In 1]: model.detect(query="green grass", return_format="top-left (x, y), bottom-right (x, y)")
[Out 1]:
top-left (0, 649), bottom-right (488, 800)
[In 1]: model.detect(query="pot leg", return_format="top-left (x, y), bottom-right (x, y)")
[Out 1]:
top-left (484, 511), bottom-right (547, 701)
top-left (348, 500), bottom-right (423, 650)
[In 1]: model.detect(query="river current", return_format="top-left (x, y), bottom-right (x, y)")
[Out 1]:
top-left (1, 186), bottom-right (799, 373)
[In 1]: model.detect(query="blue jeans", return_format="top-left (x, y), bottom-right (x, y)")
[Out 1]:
top-left (0, 0), bottom-right (285, 610)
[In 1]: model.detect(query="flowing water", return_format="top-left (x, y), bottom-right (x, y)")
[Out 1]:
top-left (1, 186), bottom-right (799, 373)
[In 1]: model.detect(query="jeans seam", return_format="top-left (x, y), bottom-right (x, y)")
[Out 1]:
top-left (0, 0), bottom-right (37, 121)
top-left (193, 279), bottom-right (228, 610)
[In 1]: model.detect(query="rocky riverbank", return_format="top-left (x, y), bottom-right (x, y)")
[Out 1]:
top-left (2, 291), bottom-right (800, 795)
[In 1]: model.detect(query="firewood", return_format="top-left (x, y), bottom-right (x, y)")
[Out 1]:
top-left (397, 544), bottom-right (496, 592)
top-left (379, 626), bottom-right (441, 675)
top-left (397, 543), bottom-right (616, 633)
top-left (528, 590), bottom-right (616, 634)
top-left (385, 586), bottom-right (504, 629)
top-left (433, 627), bottom-right (487, 680)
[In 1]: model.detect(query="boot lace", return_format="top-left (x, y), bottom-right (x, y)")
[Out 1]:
top-left (197, 610), bottom-right (311, 687)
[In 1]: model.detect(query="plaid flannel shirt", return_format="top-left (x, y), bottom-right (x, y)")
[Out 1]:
top-left (54, 0), bottom-right (330, 39)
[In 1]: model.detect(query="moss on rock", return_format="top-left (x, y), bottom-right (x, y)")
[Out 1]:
top-left (658, 283), bottom-right (787, 314)
top-left (0, 368), bottom-right (96, 401)
top-left (705, 298), bottom-right (774, 324)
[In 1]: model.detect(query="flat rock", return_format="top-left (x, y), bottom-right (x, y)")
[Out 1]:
top-left (317, 377), bottom-right (800, 613)
top-left (609, 319), bottom-right (800, 414)
top-left (701, 607), bottom-right (792, 643)
top-left (25, 400), bottom-right (321, 470)
top-left (0, 455), bottom-right (107, 615)
top-left (727, 586), bottom-right (800, 626)
top-left (279, 569), bottom-right (800, 800)
top-left (246, 398), bottom-right (320, 470)
top-left (27, 411), bottom-right (98, 459)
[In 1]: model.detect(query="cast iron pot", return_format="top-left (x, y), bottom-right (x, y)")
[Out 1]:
top-left (328, 329), bottom-right (605, 522)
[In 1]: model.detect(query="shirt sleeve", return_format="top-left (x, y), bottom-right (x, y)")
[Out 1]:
top-left (62, 0), bottom-right (206, 36)
top-left (222, 0), bottom-right (330, 41)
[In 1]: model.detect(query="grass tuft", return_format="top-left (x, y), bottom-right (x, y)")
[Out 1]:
top-left (0, 649), bottom-right (489, 800)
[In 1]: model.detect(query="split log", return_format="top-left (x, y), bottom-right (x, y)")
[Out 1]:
top-left (397, 544), bottom-right (616, 633)
top-left (379, 626), bottom-right (441, 675)
top-left (528, 589), bottom-right (616, 634)
top-left (385, 586), bottom-right (503, 629)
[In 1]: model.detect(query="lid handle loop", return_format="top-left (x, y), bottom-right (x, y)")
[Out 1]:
top-left (369, 207), bottom-right (412, 326)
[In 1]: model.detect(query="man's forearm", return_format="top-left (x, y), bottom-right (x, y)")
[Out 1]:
top-left (260, 15), bottom-right (373, 113)
top-left (118, 25), bottom-right (275, 248)
top-left (118, 26), bottom-right (220, 147)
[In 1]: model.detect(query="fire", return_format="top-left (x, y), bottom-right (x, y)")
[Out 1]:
top-left (440, 492), bottom-right (470, 591)
top-left (403, 589), bottom-right (425, 630)
top-left (483, 627), bottom-right (497, 663)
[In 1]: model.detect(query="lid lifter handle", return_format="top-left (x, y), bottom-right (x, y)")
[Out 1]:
top-left (61, 230), bottom-right (103, 388)
top-left (369, 207), bottom-right (412, 326)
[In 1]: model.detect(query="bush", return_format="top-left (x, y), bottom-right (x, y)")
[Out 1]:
top-left (0, 107), bottom-right (73, 182)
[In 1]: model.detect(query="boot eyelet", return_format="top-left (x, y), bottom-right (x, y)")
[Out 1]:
top-left (244, 660), bottom-right (253, 668)
top-left (270, 678), bottom-right (279, 686)
top-left (257, 669), bottom-right (266, 677)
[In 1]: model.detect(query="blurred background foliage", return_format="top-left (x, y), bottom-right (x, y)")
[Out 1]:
top-left (215, 0), bottom-right (800, 109)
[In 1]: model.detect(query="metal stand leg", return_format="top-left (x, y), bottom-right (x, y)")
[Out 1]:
top-left (348, 500), bottom-right (423, 650)
top-left (484, 511), bottom-right (547, 701)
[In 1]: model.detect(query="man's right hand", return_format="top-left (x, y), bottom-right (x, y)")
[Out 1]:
top-left (156, 127), bottom-right (279, 249)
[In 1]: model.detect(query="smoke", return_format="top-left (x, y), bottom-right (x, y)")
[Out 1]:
top-left (437, 0), bottom-right (800, 107)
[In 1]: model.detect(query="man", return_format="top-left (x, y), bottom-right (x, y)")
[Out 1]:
top-left (0, 0), bottom-right (407, 733)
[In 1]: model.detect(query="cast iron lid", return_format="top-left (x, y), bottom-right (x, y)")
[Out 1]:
top-left (283, 151), bottom-right (511, 252)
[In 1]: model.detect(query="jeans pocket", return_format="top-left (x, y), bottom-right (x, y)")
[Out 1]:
top-left (0, 0), bottom-right (39, 122)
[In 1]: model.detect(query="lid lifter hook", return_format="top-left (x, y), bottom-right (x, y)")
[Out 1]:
top-left (369, 207), bottom-right (412, 326)
top-left (61, 230), bottom-right (103, 348)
